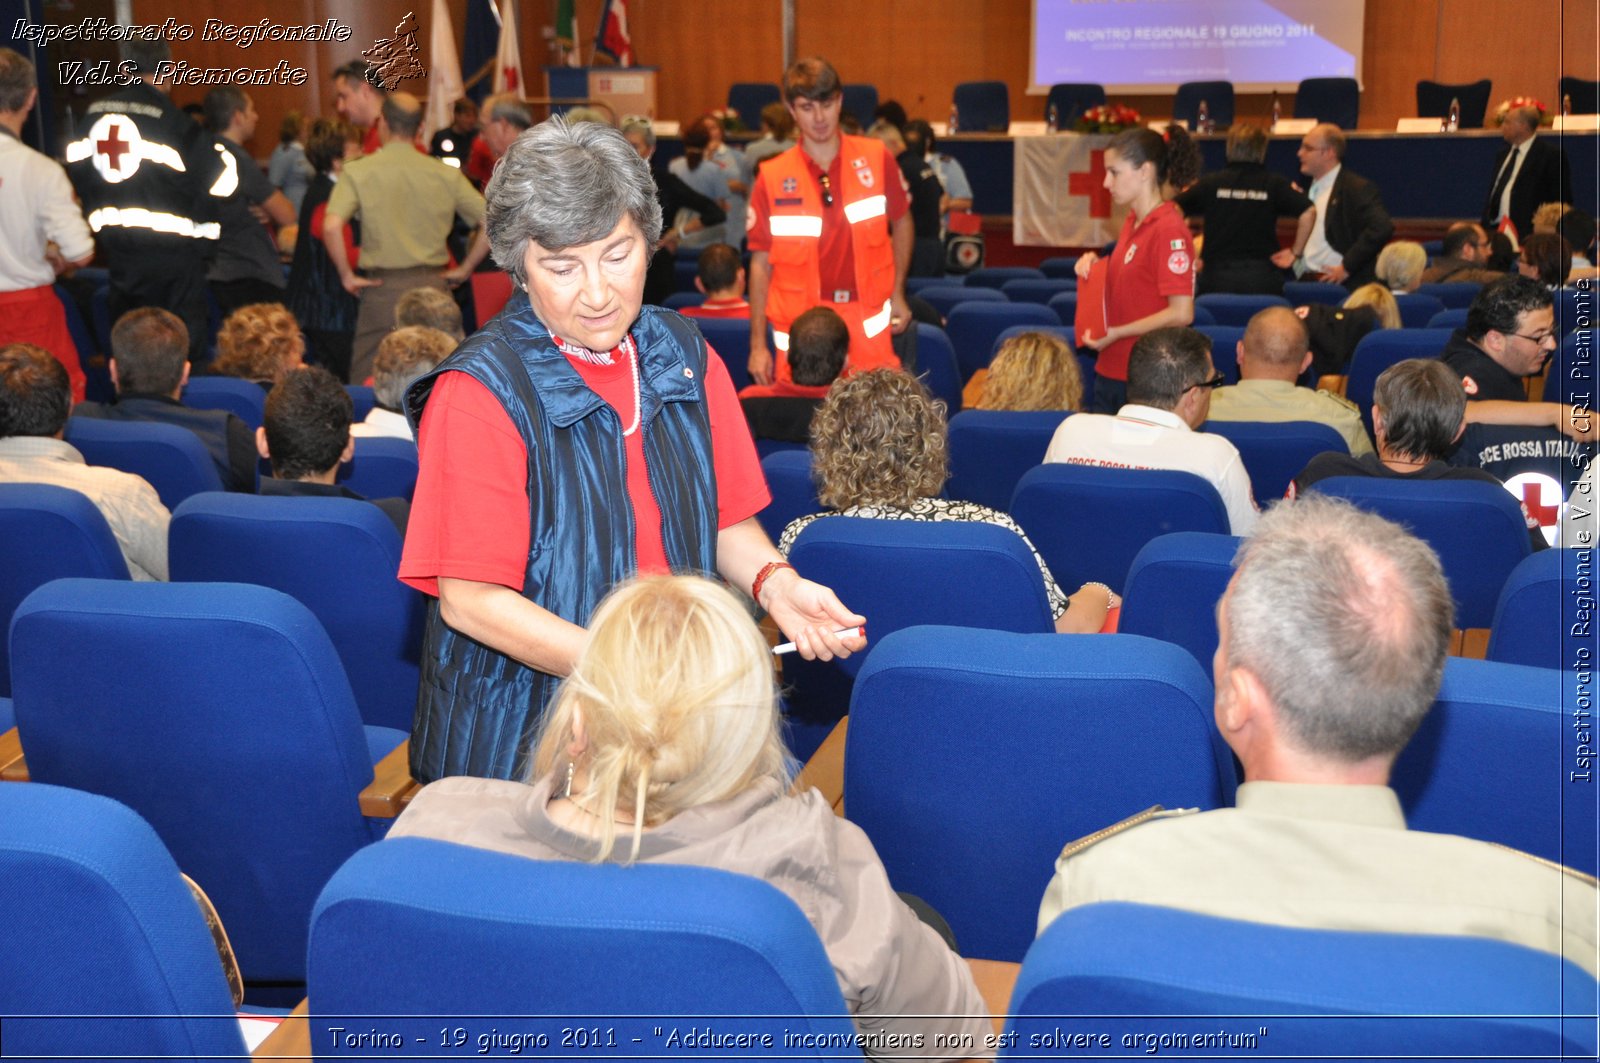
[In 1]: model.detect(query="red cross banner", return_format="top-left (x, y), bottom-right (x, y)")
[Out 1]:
top-left (1013, 133), bottom-right (1118, 248)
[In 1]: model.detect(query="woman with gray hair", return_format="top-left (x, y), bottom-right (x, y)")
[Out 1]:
top-left (398, 117), bottom-right (865, 785)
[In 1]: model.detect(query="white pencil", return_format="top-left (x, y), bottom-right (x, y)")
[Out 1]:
top-left (771, 624), bottom-right (866, 655)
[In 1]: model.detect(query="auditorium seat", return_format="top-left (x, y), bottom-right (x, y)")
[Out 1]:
top-left (1118, 531), bottom-right (1241, 671)
top-left (1395, 292), bottom-right (1447, 329)
top-left (756, 449), bottom-right (820, 543)
top-left (63, 416), bottom-right (223, 511)
top-left (1284, 281), bottom-right (1348, 307)
top-left (1044, 83), bottom-right (1106, 128)
top-left (727, 81), bottom-right (781, 132)
top-left (308, 840), bottom-right (859, 1056)
top-left (954, 80), bottom-right (1010, 132)
top-left (1195, 293), bottom-right (1290, 327)
top-left (1486, 549), bottom-right (1585, 669)
top-left (1194, 325), bottom-right (1245, 383)
top-left (1428, 308), bottom-right (1469, 330)
top-left (0, 784), bottom-right (255, 1062)
top-left (336, 435), bottom-right (418, 501)
top-left (10, 579), bottom-right (409, 991)
top-left (840, 83), bottom-right (878, 130)
top-left (1558, 75), bottom-right (1600, 115)
top-left (1203, 420), bottom-right (1349, 501)
top-left (1189, 303), bottom-right (1216, 325)
top-left (0, 483), bottom-right (129, 697)
top-left (1001, 277), bottom-right (1075, 305)
top-left (1173, 80), bottom-right (1235, 129)
top-left (1343, 328), bottom-right (1453, 438)
top-left (1039, 255), bottom-right (1079, 279)
top-left (1545, 330), bottom-right (1596, 405)
top-left (1010, 464), bottom-right (1230, 593)
top-left (170, 494), bottom-right (426, 732)
top-left (1416, 79), bottom-right (1492, 128)
top-left (1046, 290), bottom-right (1077, 327)
top-left (344, 383), bottom-right (377, 422)
top-left (912, 322), bottom-right (963, 413)
top-left (918, 283), bottom-right (1006, 321)
top-left (846, 628), bottom-right (1235, 961)
top-left (946, 301), bottom-right (1058, 381)
top-left (1294, 77), bottom-right (1360, 130)
top-left (663, 291), bottom-right (703, 310)
top-left (690, 315), bottom-right (754, 394)
top-left (966, 266), bottom-right (1045, 290)
top-left (1416, 281), bottom-right (1483, 309)
top-left (181, 376), bottom-right (267, 430)
top-left (946, 410), bottom-right (1068, 511)
top-left (1007, 903), bottom-right (1595, 1056)
top-left (906, 275), bottom-right (950, 295)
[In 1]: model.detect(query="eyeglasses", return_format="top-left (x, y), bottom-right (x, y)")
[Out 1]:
top-left (817, 171), bottom-right (834, 207)
top-left (1508, 329), bottom-right (1557, 347)
top-left (1187, 373), bottom-right (1227, 391)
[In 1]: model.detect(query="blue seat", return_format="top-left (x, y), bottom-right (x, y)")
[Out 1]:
top-left (1294, 76), bottom-right (1360, 130)
top-left (1044, 82), bottom-right (1106, 128)
top-left (848, 630), bottom-right (1235, 961)
top-left (1195, 292), bottom-right (1290, 327)
top-left (1422, 239), bottom-right (1444, 259)
top-left (1416, 281), bottom-right (1483, 309)
top-left (840, 83), bottom-right (878, 130)
top-left (336, 435), bottom-right (418, 501)
top-left (1344, 329), bottom-right (1454, 438)
top-left (1174, 80), bottom-right (1235, 129)
top-left (1001, 278), bottom-right (1074, 305)
top-left (1204, 420), bottom-right (1349, 502)
top-left (946, 410), bottom-right (1068, 511)
top-left (0, 483), bottom-right (130, 697)
top-left (308, 840), bottom-right (859, 1057)
top-left (966, 266), bottom-right (1045, 290)
top-left (1546, 329), bottom-right (1597, 405)
top-left (727, 82), bottom-right (781, 132)
top-left (1194, 325), bottom-right (1245, 383)
top-left (756, 449), bottom-right (820, 543)
top-left (1006, 903), bottom-right (1596, 1057)
top-left (53, 283), bottom-right (104, 400)
top-left (918, 283), bottom-right (1006, 320)
top-left (1486, 549), bottom-right (1587, 668)
top-left (170, 494), bottom-right (426, 732)
top-left (945, 301), bottom-right (1058, 381)
top-left (1395, 292), bottom-right (1447, 329)
top-left (10, 579), bottom-right (404, 987)
top-left (1393, 658), bottom-right (1594, 876)
top-left (344, 384), bottom-right (376, 422)
top-left (1429, 307), bottom-right (1469, 329)
top-left (1558, 75), bottom-right (1600, 115)
top-left (953, 80), bottom-right (1010, 132)
top-left (1118, 532), bottom-right (1241, 672)
top-left (662, 290), bottom-right (703, 310)
top-left (0, 784), bottom-right (252, 1062)
top-left (1417, 78), bottom-right (1491, 128)
top-left (1310, 477), bottom-right (1532, 629)
top-left (690, 315), bottom-right (754, 395)
top-left (1189, 303), bottom-right (1217, 326)
top-left (1039, 255), bottom-right (1079, 279)
top-left (1010, 464), bottom-right (1230, 593)
top-left (182, 374), bottom-right (267, 429)
top-left (672, 257), bottom-right (698, 292)
top-left (1046, 289), bottom-right (1077, 327)
top-left (912, 323), bottom-right (963, 413)
top-left (1284, 280), bottom-right (1350, 307)
top-left (63, 416), bottom-right (223, 511)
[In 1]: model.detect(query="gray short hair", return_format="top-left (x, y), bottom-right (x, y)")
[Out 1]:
top-left (620, 116), bottom-right (656, 151)
top-left (1225, 495), bottom-right (1452, 763)
top-left (1375, 241), bottom-right (1426, 291)
top-left (484, 92), bottom-right (533, 131)
top-left (485, 116), bottom-right (663, 288)
top-left (0, 48), bottom-right (36, 114)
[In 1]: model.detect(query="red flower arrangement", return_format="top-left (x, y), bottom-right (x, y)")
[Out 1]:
top-left (1494, 96), bottom-right (1550, 125)
top-left (1074, 103), bottom-right (1143, 134)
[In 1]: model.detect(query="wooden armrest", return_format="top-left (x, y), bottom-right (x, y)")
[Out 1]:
top-left (358, 739), bottom-right (418, 817)
top-left (968, 958), bottom-right (1021, 1037)
top-left (791, 717), bottom-right (848, 815)
top-left (0, 728), bottom-right (29, 782)
top-left (252, 998), bottom-right (311, 1061)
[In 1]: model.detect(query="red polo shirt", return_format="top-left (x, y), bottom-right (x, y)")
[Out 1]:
top-left (1100, 200), bottom-right (1194, 381)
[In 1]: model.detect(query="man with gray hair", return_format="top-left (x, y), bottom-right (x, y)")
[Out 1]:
top-left (324, 91), bottom-right (486, 384)
top-left (467, 92), bottom-right (533, 186)
top-left (1037, 493), bottom-right (1596, 974)
top-left (1482, 102), bottom-right (1571, 244)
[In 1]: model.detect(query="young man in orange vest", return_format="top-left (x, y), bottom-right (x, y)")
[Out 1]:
top-left (746, 57), bottom-right (913, 386)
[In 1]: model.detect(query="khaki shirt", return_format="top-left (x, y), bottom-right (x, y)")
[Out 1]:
top-left (326, 141), bottom-right (485, 270)
top-left (1209, 378), bottom-right (1375, 458)
top-left (1037, 781), bottom-right (1598, 976)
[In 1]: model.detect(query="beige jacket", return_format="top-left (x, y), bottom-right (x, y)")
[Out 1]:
top-left (391, 775), bottom-right (992, 1060)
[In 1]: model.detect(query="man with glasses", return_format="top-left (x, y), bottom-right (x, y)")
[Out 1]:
top-left (1440, 274), bottom-right (1559, 402)
top-left (1294, 123), bottom-right (1393, 289)
top-left (1044, 327), bottom-right (1259, 534)
top-left (1420, 222), bottom-right (1502, 285)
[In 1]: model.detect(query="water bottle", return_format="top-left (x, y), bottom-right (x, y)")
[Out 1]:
top-left (1197, 99), bottom-right (1210, 134)
top-left (1046, 103), bottom-right (1058, 133)
top-left (1271, 91), bottom-right (1281, 129)
top-left (1447, 97), bottom-right (1460, 132)
top-left (948, 103), bottom-right (959, 135)
top-left (1564, 94), bottom-right (1573, 117)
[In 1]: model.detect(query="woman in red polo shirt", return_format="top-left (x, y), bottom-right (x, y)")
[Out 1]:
top-left (1075, 127), bottom-right (1201, 412)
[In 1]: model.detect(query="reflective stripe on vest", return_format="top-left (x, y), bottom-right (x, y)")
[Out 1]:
top-left (843, 195), bottom-right (887, 225)
top-left (769, 215), bottom-right (823, 238)
top-left (86, 206), bottom-right (220, 240)
top-left (861, 298), bottom-right (894, 338)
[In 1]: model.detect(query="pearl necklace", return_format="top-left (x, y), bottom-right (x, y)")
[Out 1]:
top-left (554, 332), bottom-right (641, 437)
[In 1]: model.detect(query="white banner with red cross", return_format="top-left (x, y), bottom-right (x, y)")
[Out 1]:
top-left (1013, 133), bottom-right (1119, 249)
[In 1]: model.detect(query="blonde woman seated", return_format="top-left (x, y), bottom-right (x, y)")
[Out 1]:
top-left (388, 574), bottom-right (991, 1058)
top-left (971, 330), bottom-right (1084, 412)
top-left (779, 369), bottom-right (1115, 633)
top-left (210, 303), bottom-right (306, 389)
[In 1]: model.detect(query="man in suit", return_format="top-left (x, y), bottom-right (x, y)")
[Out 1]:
top-left (1294, 123), bottom-right (1394, 289)
top-left (1481, 103), bottom-right (1571, 244)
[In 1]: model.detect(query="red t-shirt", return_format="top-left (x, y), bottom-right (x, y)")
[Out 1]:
top-left (737, 380), bottom-right (831, 400)
top-left (1100, 200), bottom-right (1194, 381)
top-left (399, 343), bottom-right (770, 596)
top-left (682, 299), bottom-right (750, 319)
top-left (747, 143), bottom-right (908, 296)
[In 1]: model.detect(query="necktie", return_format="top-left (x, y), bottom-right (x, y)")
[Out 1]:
top-left (1488, 145), bottom-right (1520, 219)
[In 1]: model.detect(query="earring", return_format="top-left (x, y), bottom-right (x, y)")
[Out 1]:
top-left (564, 760), bottom-right (574, 798)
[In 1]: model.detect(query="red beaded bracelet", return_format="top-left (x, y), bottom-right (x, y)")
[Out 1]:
top-left (751, 561), bottom-right (795, 605)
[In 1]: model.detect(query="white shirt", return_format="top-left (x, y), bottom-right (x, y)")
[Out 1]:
top-left (0, 133), bottom-right (95, 291)
top-left (1300, 164), bottom-right (1342, 274)
top-left (1043, 404), bottom-right (1259, 535)
top-left (349, 406), bottom-right (414, 441)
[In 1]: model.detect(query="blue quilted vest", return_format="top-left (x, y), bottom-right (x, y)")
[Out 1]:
top-left (404, 292), bottom-right (719, 782)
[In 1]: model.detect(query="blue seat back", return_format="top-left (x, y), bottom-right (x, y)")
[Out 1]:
top-left (1416, 281), bottom-right (1483, 309)
top-left (1417, 78), bottom-right (1492, 127)
top-left (1194, 325), bottom-right (1245, 383)
top-left (1487, 549), bottom-right (1587, 669)
top-left (170, 494), bottom-right (426, 732)
top-left (1195, 293), bottom-right (1290, 327)
top-left (64, 416), bottom-right (223, 511)
top-left (309, 840), bottom-right (860, 1056)
top-left (967, 266), bottom-right (1045, 290)
top-left (1046, 289), bottom-right (1077, 327)
top-left (1558, 75), bottom-right (1600, 115)
top-left (756, 449), bottom-right (820, 543)
top-left (0, 784), bottom-right (248, 1063)
top-left (946, 301), bottom-right (1059, 381)
top-left (344, 384), bottom-right (376, 422)
top-left (1294, 77), bottom-right (1360, 129)
top-left (1118, 531), bottom-right (1241, 671)
top-left (848, 631), bottom-right (1235, 961)
top-left (182, 375), bottom-right (266, 430)
top-left (1006, 903), bottom-right (1596, 1058)
top-left (1173, 80), bottom-right (1235, 128)
top-left (1204, 419), bottom-right (1349, 501)
top-left (662, 291), bottom-right (703, 310)
top-left (1044, 83), bottom-right (1106, 128)
top-left (1429, 307), bottom-right (1469, 329)
top-left (335, 435), bottom-right (419, 501)
top-left (0, 483), bottom-right (130, 696)
top-left (10, 579), bottom-right (384, 983)
top-left (840, 83), bottom-right (878, 130)
top-left (919, 283), bottom-right (1006, 320)
top-left (946, 410), bottom-right (1067, 511)
top-left (727, 82), bottom-right (781, 131)
top-left (1345, 329), bottom-right (1453, 438)
top-left (954, 80), bottom-right (1010, 132)
top-left (690, 315), bottom-right (755, 395)
top-left (1039, 255), bottom-right (1079, 279)
top-left (1283, 281), bottom-right (1350, 307)
top-left (1001, 278), bottom-right (1074, 305)
top-left (912, 322), bottom-right (963, 413)
top-left (1310, 476), bottom-right (1531, 628)
top-left (1010, 464), bottom-right (1230, 593)
top-left (1395, 292), bottom-right (1447, 329)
